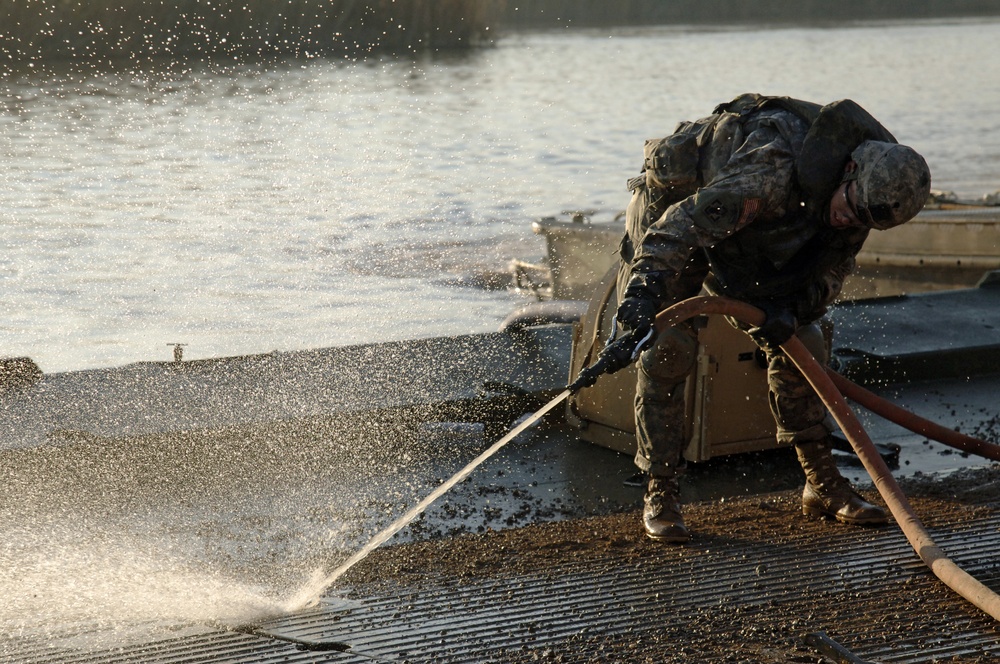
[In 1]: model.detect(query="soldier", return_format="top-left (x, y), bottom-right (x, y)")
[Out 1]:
top-left (614, 93), bottom-right (931, 543)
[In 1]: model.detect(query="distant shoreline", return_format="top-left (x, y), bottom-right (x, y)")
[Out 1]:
top-left (1, 0), bottom-right (999, 64)
top-left (500, 0), bottom-right (1000, 29)
top-left (0, 0), bottom-right (501, 63)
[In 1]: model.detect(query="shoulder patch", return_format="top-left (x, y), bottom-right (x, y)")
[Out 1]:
top-left (689, 190), bottom-right (746, 233)
top-left (704, 198), bottom-right (729, 223)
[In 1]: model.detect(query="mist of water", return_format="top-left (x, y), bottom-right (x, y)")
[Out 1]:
top-left (1, 529), bottom-right (285, 631)
top-left (0, 418), bottom-right (483, 651)
top-left (297, 389), bottom-right (570, 603)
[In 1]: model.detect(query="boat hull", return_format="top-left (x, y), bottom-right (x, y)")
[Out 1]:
top-left (527, 205), bottom-right (1000, 303)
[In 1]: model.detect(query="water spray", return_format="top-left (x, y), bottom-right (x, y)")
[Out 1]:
top-left (302, 387), bottom-right (573, 602)
top-left (298, 314), bottom-right (652, 601)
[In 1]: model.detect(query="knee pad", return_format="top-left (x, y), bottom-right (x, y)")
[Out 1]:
top-left (638, 324), bottom-right (698, 385)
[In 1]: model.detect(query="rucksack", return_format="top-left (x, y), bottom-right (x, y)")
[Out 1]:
top-left (636, 93), bottom-right (897, 206)
top-left (718, 93), bottom-right (898, 203)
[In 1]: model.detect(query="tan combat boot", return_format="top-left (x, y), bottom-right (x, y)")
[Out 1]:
top-left (643, 476), bottom-right (690, 543)
top-left (795, 440), bottom-right (888, 526)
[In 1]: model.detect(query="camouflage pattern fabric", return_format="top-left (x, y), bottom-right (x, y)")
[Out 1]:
top-left (633, 322), bottom-right (698, 476)
top-left (633, 320), bottom-right (833, 476)
top-left (622, 99), bottom-right (875, 478)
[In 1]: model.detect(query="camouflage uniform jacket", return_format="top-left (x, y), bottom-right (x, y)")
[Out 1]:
top-left (623, 99), bottom-right (873, 323)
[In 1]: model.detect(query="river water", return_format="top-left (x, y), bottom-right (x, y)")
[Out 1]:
top-left (2, 17), bottom-right (999, 374)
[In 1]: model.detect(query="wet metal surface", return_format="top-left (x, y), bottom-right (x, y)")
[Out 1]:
top-left (829, 275), bottom-right (1000, 385)
top-left (283, 516), bottom-right (1000, 664)
top-left (0, 326), bottom-right (570, 451)
top-left (7, 509), bottom-right (999, 663)
top-left (3, 407), bottom-right (996, 663)
top-left (2, 284), bottom-right (999, 661)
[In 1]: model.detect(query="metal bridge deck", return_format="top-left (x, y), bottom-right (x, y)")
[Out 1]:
top-left (6, 495), bottom-right (999, 663)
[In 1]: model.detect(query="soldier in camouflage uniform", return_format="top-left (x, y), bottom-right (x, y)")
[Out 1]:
top-left (615, 93), bottom-right (932, 542)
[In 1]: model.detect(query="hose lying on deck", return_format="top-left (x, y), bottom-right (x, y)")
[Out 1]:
top-left (653, 296), bottom-right (1000, 624)
top-left (825, 369), bottom-right (1000, 462)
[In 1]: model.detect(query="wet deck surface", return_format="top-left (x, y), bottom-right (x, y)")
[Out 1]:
top-left (1, 281), bottom-right (999, 662)
top-left (267, 495), bottom-right (1000, 664)
top-left (2, 404), bottom-right (998, 663)
top-left (0, 325), bottom-right (570, 451)
top-left (5, 467), bottom-right (999, 663)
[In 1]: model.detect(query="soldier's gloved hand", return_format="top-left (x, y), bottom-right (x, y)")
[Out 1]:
top-left (616, 295), bottom-right (658, 333)
top-left (747, 302), bottom-right (797, 351)
top-left (567, 329), bottom-right (656, 392)
top-left (616, 271), bottom-right (667, 332)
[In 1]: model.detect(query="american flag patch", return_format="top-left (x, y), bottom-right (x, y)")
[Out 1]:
top-left (737, 197), bottom-right (763, 227)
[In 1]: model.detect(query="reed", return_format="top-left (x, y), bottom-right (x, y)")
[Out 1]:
top-left (0, 0), bottom-right (506, 62)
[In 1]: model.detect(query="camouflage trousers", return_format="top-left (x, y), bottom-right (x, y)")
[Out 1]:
top-left (634, 319), bottom-right (834, 478)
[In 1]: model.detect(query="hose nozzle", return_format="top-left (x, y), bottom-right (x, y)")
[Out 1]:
top-left (567, 326), bottom-right (654, 393)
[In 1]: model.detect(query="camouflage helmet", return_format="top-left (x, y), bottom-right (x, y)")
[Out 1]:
top-left (846, 140), bottom-right (931, 230)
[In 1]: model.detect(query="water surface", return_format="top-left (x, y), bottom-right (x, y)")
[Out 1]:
top-left (2, 19), bottom-right (998, 373)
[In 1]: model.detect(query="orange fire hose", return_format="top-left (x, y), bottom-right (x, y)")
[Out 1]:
top-left (654, 295), bottom-right (1000, 623)
top-left (824, 370), bottom-right (1000, 462)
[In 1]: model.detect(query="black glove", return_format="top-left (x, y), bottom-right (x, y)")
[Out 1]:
top-left (567, 329), bottom-right (655, 392)
top-left (747, 302), bottom-right (797, 351)
top-left (616, 295), bottom-right (658, 333)
top-left (616, 271), bottom-right (666, 332)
